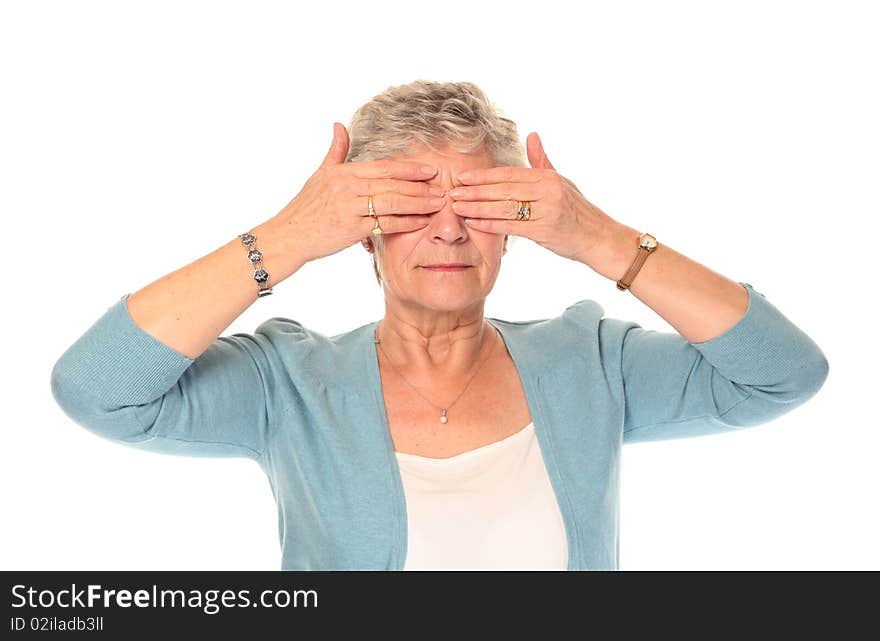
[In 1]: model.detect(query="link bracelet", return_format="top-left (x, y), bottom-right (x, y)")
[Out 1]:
top-left (238, 231), bottom-right (273, 298)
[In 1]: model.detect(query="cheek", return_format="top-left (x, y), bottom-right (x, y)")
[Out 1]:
top-left (475, 237), bottom-right (506, 258)
top-left (377, 236), bottom-right (421, 271)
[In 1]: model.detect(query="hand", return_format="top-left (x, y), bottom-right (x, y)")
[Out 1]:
top-left (448, 131), bottom-right (616, 265)
top-left (271, 122), bottom-right (445, 264)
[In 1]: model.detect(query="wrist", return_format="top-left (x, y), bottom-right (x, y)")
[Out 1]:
top-left (249, 217), bottom-right (309, 287)
top-left (584, 221), bottom-right (643, 282)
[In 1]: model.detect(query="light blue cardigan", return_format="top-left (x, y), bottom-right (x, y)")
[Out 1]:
top-left (50, 282), bottom-right (829, 570)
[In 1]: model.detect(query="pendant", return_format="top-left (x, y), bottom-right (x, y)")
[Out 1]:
top-left (440, 408), bottom-right (448, 424)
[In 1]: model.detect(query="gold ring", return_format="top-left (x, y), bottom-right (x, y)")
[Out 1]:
top-left (516, 200), bottom-right (531, 221)
top-left (368, 195), bottom-right (382, 236)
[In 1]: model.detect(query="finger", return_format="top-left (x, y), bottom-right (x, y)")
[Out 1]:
top-left (456, 166), bottom-right (538, 185)
top-left (527, 132), bottom-right (556, 171)
top-left (320, 122), bottom-right (349, 168)
top-left (355, 178), bottom-right (446, 199)
top-left (463, 216), bottom-right (520, 235)
top-left (365, 214), bottom-right (432, 236)
top-left (448, 182), bottom-right (543, 202)
top-left (354, 192), bottom-right (447, 216)
top-left (451, 199), bottom-right (527, 220)
top-left (349, 158), bottom-right (438, 181)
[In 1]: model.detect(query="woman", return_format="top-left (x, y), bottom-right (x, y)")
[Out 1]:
top-left (50, 80), bottom-right (829, 571)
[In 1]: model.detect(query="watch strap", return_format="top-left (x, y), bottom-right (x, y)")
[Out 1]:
top-left (616, 235), bottom-right (657, 291)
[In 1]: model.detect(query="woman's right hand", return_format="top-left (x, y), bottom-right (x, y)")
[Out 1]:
top-left (271, 122), bottom-right (447, 265)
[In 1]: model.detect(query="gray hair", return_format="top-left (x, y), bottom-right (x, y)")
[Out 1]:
top-left (345, 79), bottom-right (527, 285)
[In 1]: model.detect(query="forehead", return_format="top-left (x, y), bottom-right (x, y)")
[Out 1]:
top-left (399, 146), bottom-right (493, 182)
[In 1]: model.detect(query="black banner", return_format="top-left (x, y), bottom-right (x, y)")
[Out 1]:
top-left (1, 571), bottom-right (872, 633)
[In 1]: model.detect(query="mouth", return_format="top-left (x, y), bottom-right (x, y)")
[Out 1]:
top-left (421, 264), bottom-right (472, 271)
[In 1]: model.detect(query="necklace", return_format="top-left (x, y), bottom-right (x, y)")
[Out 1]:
top-left (373, 321), bottom-right (500, 424)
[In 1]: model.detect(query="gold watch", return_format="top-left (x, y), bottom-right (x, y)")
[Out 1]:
top-left (616, 232), bottom-right (658, 291)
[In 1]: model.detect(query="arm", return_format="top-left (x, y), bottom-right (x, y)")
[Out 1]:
top-left (587, 223), bottom-right (829, 442)
top-left (124, 216), bottom-right (307, 360)
top-left (50, 215), bottom-right (311, 460)
top-left (590, 221), bottom-right (753, 344)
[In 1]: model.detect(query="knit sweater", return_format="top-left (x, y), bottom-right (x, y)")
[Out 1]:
top-left (49, 282), bottom-right (829, 570)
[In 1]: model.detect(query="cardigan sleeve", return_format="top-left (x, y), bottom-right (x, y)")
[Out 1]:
top-left (50, 293), bottom-right (274, 461)
top-left (600, 282), bottom-right (829, 444)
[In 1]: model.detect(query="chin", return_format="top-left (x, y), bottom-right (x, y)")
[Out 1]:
top-left (414, 290), bottom-right (485, 309)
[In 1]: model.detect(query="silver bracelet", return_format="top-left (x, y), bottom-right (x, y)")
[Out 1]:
top-left (238, 231), bottom-right (273, 298)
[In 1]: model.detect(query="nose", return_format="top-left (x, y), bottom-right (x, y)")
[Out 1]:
top-left (426, 192), bottom-right (470, 243)
top-left (425, 167), bottom-right (468, 242)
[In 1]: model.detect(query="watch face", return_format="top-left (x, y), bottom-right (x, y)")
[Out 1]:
top-left (639, 233), bottom-right (657, 249)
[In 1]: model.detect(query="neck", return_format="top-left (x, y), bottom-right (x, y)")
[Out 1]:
top-left (376, 304), bottom-right (496, 377)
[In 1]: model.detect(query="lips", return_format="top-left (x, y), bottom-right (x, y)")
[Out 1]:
top-left (422, 264), bottom-right (471, 268)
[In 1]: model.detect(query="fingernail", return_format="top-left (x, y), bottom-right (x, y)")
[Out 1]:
top-left (421, 165), bottom-right (437, 175)
top-left (448, 187), bottom-right (464, 198)
top-left (429, 197), bottom-right (446, 207)
top-left (428, 186), bottom-right (445, 196)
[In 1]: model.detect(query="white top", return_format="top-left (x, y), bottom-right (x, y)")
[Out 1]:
top-left (394, 421), bottom-right (569, 570)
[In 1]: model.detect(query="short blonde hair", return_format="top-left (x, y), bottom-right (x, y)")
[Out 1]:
top-left (346, 79), bottom-right (526, 285)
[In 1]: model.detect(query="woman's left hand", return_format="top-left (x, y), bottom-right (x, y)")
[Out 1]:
top-left (448, 132), bottom-right (617, 265)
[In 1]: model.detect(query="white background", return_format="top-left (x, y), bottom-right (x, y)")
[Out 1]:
top-left (1, 0), bottom-right (876, 570)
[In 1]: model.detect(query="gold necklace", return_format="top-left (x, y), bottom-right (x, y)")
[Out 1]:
top-left (373, 322), bottom-right (500, 424)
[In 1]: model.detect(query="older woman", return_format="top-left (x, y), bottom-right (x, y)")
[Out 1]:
top-left (50, 80), bottom-right (829, 571)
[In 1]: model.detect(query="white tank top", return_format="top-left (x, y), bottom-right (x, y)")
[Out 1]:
top-left (394, 421), bottom-right (569, 570)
